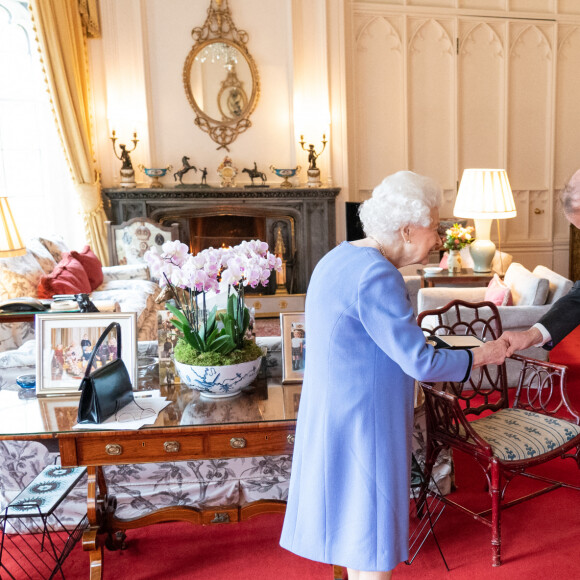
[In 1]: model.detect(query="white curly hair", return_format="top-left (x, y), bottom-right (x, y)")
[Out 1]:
top-left (358, 171), bottom-right (442, 243)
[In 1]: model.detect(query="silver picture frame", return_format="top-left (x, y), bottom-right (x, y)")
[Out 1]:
top-left (280, 312), bottom-right (305, 384)
top-left (36, 312), bottom-right (137, 397)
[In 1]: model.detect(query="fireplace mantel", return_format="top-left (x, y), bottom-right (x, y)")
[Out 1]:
top-left (102, 186), bottom-right (340, 294)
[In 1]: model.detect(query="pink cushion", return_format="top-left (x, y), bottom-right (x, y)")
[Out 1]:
top-left (70, 245), bottom-right (103, 291)
top-left (484, 274), bottom-right (513, 307)
top-left (37, 253), bottom-right (92, 298)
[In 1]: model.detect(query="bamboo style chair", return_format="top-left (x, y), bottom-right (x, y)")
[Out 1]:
top-left (417, 299), bottom-right (580, 566)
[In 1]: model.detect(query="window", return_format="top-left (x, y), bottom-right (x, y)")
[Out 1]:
top-left (0, 0), bottom-right (85, 248)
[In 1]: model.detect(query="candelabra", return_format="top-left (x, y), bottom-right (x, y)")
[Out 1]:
top-left (110, 130), bottom-right (139, 188)
top-left (299, 134), bottom-right (327, 188)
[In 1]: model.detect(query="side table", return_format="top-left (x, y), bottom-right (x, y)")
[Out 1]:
top-left (419, 268), bottom-right (494, 289)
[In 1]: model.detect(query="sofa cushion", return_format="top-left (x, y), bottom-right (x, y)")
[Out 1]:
top-left (70, 245), bottom-right (103, 291)
top-left (484, 274), bottom-right (513, 306)
top-left (0, 250), bottom-right (45, 301)
top-left (503, 263), bottom-right (549, 306)
top-left (26, 237), bottom-right (58, 275)
top-left (37, 253), bottom-right (92, 298)
top-left (532, 265), bottom-right (573, 304)
top-left (38, 235), bottom-right (69, 263)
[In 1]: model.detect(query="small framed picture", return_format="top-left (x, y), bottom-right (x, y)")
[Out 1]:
top-left (282, 384), bottom-right (302, 419)
top-left (36, 312), bottom-right (137, 397)
top-left (39, 397), bottom-right (80, 431)
top-left (280, 312), bottom-right (305, 384)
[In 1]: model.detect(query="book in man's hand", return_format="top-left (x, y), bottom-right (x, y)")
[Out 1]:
top-left (427, 335), bottom-right (485, 350)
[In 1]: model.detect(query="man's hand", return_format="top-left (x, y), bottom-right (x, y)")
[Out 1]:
top-left (471, 337), bottom-right (508, 369)
top-left (500, 328), bottom-right (543, 357)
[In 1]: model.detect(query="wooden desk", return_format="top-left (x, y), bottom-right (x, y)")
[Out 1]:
top-left (0, 375), bottom-right (297, 580)
top-left (419, 268), bottom-right (494, 288)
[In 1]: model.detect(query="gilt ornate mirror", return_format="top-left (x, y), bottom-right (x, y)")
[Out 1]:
top-left (183, 0), bottom-right (260, 150)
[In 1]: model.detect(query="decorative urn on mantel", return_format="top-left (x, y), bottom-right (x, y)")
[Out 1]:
top-left (145, 239), bottom-right (281, 398)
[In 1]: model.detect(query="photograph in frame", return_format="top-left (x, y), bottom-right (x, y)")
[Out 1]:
top-left (36, 312), bottom-right (137, 396)
top-left (280, 312), bottom-right (305, 384)
top-left (282, 384), bottom-right (302, 419)
top-left (39, 397), bottom-right (80, 431)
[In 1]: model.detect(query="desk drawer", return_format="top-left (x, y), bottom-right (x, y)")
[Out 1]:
top-left (207, 428), bottom-right (295, 457)
top-left (75, 434), bottom-right (204, 465)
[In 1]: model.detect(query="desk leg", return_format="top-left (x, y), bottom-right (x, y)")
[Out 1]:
top-left (83, 466), bottom-right (119, 579)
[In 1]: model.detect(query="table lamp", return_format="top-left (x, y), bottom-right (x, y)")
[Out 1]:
top-left (0, 197), bottom-right (25, 258)
top-left (453, 169), bottom-right (517, 272)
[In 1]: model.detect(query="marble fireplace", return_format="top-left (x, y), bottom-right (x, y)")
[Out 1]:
top-left (102, 186), bottom-right (340, 294)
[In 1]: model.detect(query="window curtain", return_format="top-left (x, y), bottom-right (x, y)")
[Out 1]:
top-left (28, 0), bottom-right (109, 265)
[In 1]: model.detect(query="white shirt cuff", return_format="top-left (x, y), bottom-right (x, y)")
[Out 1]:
top-left (532, 323), bottom-right (552, 347)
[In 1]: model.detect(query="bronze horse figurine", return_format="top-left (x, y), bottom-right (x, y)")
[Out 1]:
top-left (174, 156), bottom-right (197, 184)
top-left (242, 162), bottom-right (267, 186)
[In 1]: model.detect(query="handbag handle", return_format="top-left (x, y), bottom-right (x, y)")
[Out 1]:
top-left (82, 321), bottom-right (122, 378)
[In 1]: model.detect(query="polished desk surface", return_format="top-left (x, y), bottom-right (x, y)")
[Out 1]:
top-left (0, 370), bottom-right (297, 440)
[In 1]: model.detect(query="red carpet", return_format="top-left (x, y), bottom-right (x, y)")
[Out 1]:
top-left (13, 329), bottom-right (580, 579)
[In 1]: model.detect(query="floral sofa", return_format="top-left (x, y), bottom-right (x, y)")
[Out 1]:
top-left (0, 234), bottom-right (162, 346)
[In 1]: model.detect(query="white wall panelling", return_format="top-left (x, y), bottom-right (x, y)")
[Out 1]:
top-left (349, 2), bottom-right (580, 276)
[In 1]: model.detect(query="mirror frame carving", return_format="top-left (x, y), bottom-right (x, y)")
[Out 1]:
top-left (183, 0), bottom-right (260, 151)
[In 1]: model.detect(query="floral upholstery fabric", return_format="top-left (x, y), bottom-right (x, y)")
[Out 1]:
top-left (101, 264), bottom-right (150, 283)
top-left (0, 322), bottom-right (34, 353)
top-left (91, 279), bottom-right (161, 341)
top-left (0, 251), bottom-right (45, 301)
top-left (113, 221), bottom-right (174, 266)
top-left (412, 403), bottom-right (454, 495)
top-left (0, 339), bottom-right (35, 368)
top-left (26, 237), bottom-right (58, 275)
top-left (468, 408), bottom-right (580, 461)
top-left (37, 235), bottom-right (69, 263)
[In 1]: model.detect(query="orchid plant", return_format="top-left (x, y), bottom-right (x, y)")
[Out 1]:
top-left (145, 240), bottom-right (282, 359)
top-left (442, 223), bottom-right (475, 251)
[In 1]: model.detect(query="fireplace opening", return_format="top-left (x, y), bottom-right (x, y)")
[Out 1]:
top-left (188, 215), bottom-right (267, 254)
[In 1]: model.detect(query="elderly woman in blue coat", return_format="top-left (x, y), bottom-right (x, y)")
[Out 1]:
top-left (280, 171), bottom-right (507, 580)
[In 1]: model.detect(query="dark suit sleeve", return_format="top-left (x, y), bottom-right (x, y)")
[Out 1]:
top-left (539, 280), bottom-right (580, 350)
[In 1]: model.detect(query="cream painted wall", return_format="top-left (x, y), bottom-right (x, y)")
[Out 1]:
top-left (91, 0), bottom-right (304, 189)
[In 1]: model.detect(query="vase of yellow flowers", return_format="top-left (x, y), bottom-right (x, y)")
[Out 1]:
top-left (443, 223), bottom-right (475, 273)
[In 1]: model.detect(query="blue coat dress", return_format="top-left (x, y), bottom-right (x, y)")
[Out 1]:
top-left (279, 242), bottom-right (472, 571)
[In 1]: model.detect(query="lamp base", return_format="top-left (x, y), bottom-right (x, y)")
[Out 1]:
top-left (470, 239), bottom-right (495, 272)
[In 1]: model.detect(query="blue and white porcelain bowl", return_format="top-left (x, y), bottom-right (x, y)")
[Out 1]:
top-left (174, 357), bottom-right (262, 398)
top-left (142, 167), bottom-right (170, 178)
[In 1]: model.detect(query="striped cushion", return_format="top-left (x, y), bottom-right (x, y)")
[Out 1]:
top-left (469, 408), bottom-right (580, 461)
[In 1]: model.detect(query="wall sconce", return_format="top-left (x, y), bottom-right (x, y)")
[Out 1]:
top-left (454, 169), bottom-right (517, 272)
top-left (110, 130), bottom-right (139, 188)
top-left (0, 197), bottom-right (26, 258)
top-left (299, 134), bottom-right (327, 188)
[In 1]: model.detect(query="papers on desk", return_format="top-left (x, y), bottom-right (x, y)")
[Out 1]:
top-left (73, 393), bottom-right (171, 430)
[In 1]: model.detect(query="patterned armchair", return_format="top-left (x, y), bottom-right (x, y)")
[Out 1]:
top-left (106, 218), bottom-right (179, 267)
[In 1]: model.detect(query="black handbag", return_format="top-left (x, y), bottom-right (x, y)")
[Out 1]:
top-left (77, 322), bottom-right (134, 424)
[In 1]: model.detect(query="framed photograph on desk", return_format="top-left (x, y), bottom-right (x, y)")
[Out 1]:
top-left (36, 312), bottom-right (137, 396)
top-left (280, 312), bottom-right (305, 384)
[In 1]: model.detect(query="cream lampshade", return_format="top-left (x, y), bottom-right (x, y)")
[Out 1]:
top-left (0, 197), bottom-right (26, 258)
top-left (453, 169), bottom-right (517, 272)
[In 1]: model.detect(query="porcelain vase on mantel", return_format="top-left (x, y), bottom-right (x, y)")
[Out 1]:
top-left (448, 250), bottom-right (462, 273)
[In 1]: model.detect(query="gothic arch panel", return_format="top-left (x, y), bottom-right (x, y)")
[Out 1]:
top-left (508, 23), bottom-right (554, 190)
top-left (408, 17), bottom-right (454, 184)
top-left (354, 15), bottom-right (405, 190)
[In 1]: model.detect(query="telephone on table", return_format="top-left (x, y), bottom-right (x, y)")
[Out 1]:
top-left (0, 297), bottom-right (48, 313)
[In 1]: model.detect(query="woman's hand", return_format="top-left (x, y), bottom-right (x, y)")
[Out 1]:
top-left (471, 338), bottom-right (508, 369)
